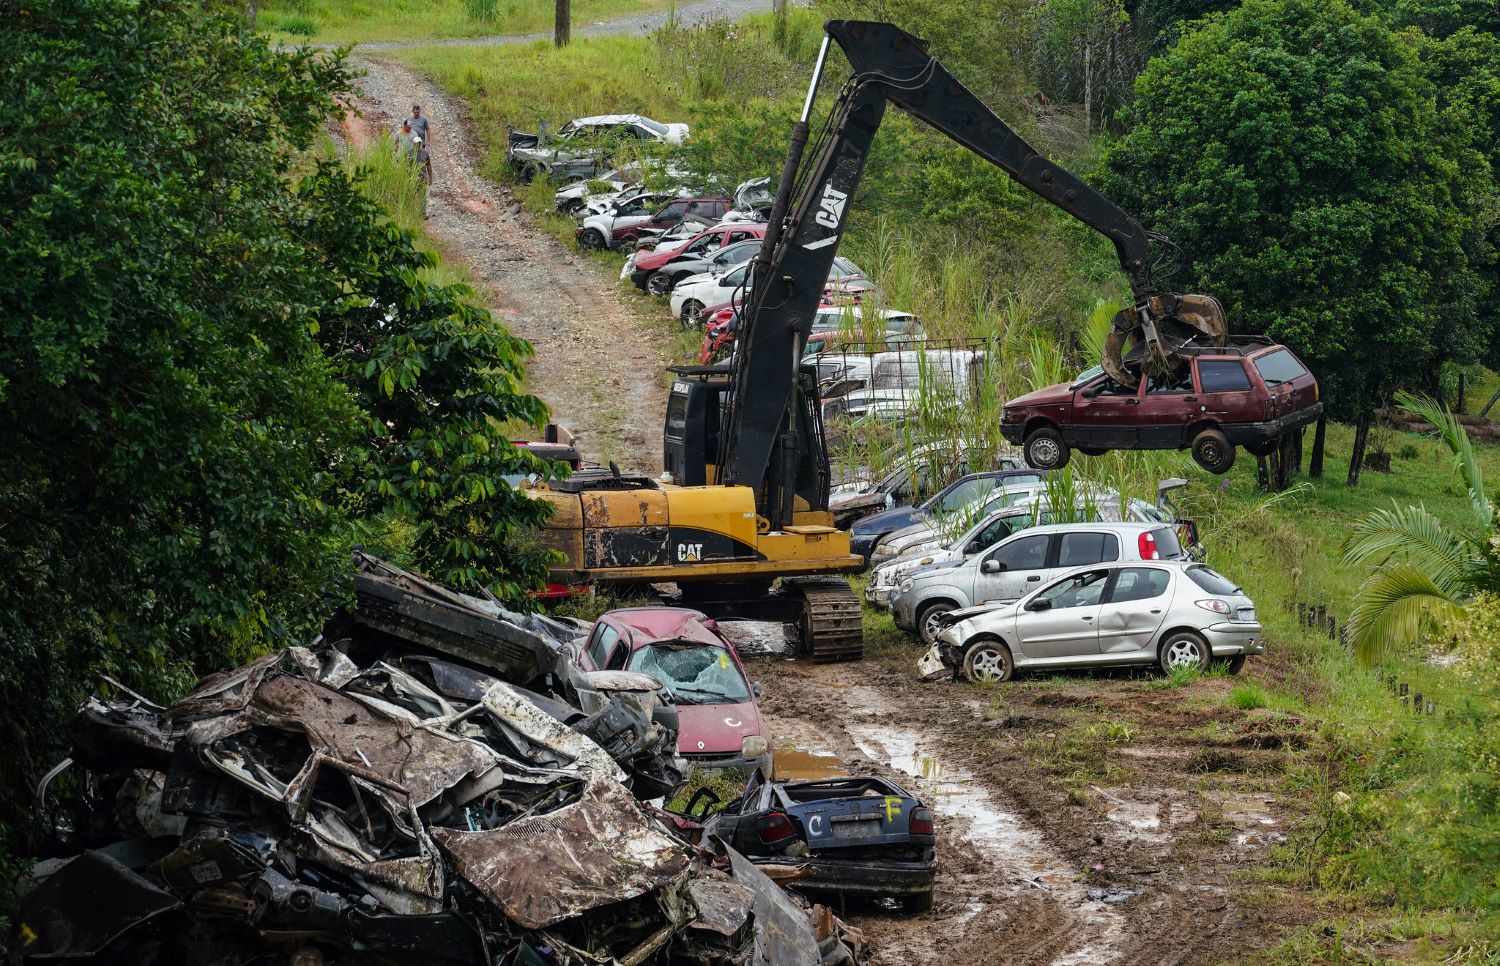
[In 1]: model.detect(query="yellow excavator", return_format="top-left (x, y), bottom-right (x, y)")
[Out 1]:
top-left (532, 20), bottom-right (1227, 661)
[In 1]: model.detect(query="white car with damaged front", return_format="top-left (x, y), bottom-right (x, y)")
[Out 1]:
top-left (929, 559), bottom-right (1263, 683)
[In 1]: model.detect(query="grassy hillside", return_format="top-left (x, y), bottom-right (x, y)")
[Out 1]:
top-left (258, 0), bottom-right (672, 45)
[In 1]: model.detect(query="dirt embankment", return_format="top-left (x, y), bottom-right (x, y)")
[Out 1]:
top-left (345, 56), bottom-right (671, 472)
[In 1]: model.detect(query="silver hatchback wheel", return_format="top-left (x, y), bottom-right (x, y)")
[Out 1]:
top-left (1159, 632), bottom-right (1209, 673)
top-left (963, 641), bottom-right (1014, 683)
top-left (917, 602), bottom-right (955, 645)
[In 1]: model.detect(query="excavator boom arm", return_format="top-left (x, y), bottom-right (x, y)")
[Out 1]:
top-left (720, 20), bottom-right (1223, 519)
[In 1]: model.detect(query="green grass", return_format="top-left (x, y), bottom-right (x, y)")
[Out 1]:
top-left (1230, 681), bottom-right (1270, 710)
top-left (258, 0), bottom-right (674, 46)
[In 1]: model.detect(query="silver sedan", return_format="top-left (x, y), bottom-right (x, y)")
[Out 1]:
top-left (930, 560), bottom-right (1262, 682)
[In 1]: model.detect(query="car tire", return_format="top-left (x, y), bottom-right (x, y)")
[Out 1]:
top-left (917, 601), bottom-right (957, 646)
top-left (563, 199), bottom-right (586, 217)
top-left (902, 890), bottom-right (935, 914)
top-left (1191, 428), bottom-right (1236, 474)
top-left (963, 640), bottom-right (1014, 683)
top-left (1220, 653), bottom-right (1247, 675)
top-left (1023, 426), bottom-right (1071, 470)
top-left (578, 227), bottom-right (606, 250)
top-left (1158, 631), bottom-right (1211, 674)
top-left (520, 162), bottom-right (541, 183)
top-left (646, 271), bottom-right (674, 296)
top-left (680, 299), bottom-right (705, 329)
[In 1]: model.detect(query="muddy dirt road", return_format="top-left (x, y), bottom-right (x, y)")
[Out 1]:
top-left (346, 54), bottom-right (1311, 966)
top-left (750, 651), bottom-right (1312, 965)
top-left (347, 57), bottom-right (670, 470)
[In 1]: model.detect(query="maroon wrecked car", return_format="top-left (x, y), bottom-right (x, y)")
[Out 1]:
top-left (578, 607), bottom-right (772, 776)
top-left (1002, 337), bottom-right (1321, 475)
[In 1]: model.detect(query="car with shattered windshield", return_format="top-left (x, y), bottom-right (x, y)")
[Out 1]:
top-left (689, 771), bottom-right (937, 912)
top-left (580, 607), bottom-right (773, 776)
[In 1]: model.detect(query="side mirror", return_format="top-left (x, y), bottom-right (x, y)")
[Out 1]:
top-left (1081, 387), bottom-right (1099, 399)
top-left (981, 559), bottom-right (1004, 574)
top-left (1026, 598), bottom-right (1053, 612)
top-left (966, 540), bottom-right (982, 554)
top-left (752, 681), bottom-right (764, 699)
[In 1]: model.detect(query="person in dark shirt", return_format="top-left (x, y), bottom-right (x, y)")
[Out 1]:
top-left (408, 104), bottom-right (430, 146)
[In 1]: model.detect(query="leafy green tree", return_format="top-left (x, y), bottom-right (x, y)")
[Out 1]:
top-left (0, 0), bottom-right (553, 867)
top-left (1104, 0), bottom-right (1493, 476)
top-left (1031, 0), bottom-right (1129, 132)
top-left (1343, 394), bottom-right (1500, 660)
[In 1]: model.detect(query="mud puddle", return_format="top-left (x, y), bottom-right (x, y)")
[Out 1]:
top-left (774, 747), bottom-right (847, 781)
top-left (845, 723), bottom-right (1128, 965)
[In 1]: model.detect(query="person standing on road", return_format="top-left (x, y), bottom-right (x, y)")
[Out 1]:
top-left (408, 104), bottom-right (430, 148)
top-left (412, 135), bottom-right (432, 219)
top-left (396, 118), bottom-right (415, 158)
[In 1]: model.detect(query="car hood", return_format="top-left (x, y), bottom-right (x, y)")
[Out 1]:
top-left (1005, 382), bottom-right (1073, 408)
top-left (852, 505), bottom-right (927, 536)
top-left (948, 599), bottom-right (1018, 627)
top-left (676, 700), bottom-right (764, 755)
top-left (663, 122), bottom-right (690, 144)
top-left (905, 556), bottom-right (966, 582)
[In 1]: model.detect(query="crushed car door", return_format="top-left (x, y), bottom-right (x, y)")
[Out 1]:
top-left (1097, 566), bottom-right (1172, 653)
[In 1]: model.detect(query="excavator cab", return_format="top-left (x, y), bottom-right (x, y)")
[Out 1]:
top-left (664, 363), bottom-right (832, 518)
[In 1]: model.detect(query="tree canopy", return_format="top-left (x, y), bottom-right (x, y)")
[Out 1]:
top-left (1103, 0), bottom-right (1496, 420)
top-left (0, 0), bottom-right (554, 858)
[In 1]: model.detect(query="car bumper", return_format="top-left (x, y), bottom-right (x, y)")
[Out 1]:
top-left (1223, 402), bottom-right (1325, 445)
top-left (1000, 422), bottom-right (1025, 445)
top-left (891, 593), bottom-right (919, 632)
top-left (756, 852), bottom-right (937, 898)
top-left (629, 268), bottom-right (652, 289)
top-left (849, 532), bottom-right (880, 560)
top-left (1201, 622), bottom-right (1265, 655)
top-left (681, 750), bottom-right (771, 778)
top-left (865, 583), bottom-right (896, 607)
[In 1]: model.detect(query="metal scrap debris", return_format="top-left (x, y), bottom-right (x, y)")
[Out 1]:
top-left (15, 552), bottom-right (861, 965)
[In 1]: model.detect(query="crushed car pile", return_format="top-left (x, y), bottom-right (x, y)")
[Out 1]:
top-left (15, 552), bottom-right (864, 965)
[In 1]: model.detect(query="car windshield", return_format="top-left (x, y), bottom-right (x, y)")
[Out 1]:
top-left (627, 644), bottom-right (749, 703)
top-left (1185, 564), bottom-right (1241, 595)
top-left (1069, 365), bottom-right (1104, 389)
top-left (929, 476), bottom-right (997, 513)
top-left (636, 117), bottom-right (668, 135)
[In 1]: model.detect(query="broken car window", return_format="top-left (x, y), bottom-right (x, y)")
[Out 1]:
top-left (627, 645), bottom-right (750, 703)
top-left (1147, 367), bottom-right (1195, 393)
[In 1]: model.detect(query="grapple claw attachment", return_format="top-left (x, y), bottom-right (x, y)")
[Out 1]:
top-left (1101, 292), bottom-right (1228, 390)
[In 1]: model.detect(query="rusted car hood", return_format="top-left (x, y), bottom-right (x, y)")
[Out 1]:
top-left (1005, 382), bottom-right (1073, 409)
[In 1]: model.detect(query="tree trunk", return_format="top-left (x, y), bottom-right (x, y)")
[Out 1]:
top-left (1457, 370), bottom-right (1466, 414)
top-left (1274, 432), bottom-right (1297, 490)
top-left (1347, 412), bottom-right (1371, 487)
top-left (1309, 413), bottom-right (1327, 477)
top-left (554, 0), bottom-right (570, 47)
top-left (244, 0), bottom-right (257, 28)
top-left (1256, 452), bottom-right (1270, 492)
top-left (1083, 44), bottom-right (1093, 136)
top-left (1293, 427), bottom-right (1304, 475)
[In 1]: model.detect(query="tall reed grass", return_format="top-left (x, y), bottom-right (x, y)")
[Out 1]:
top-left (350, 133), bottom-right (427, 231)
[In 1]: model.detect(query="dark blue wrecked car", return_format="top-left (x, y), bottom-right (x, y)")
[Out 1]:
top-left (686, 772), bottom-right (938, 913)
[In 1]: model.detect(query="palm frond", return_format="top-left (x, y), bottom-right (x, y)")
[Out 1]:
top-left (1394, 391), bottom-right (1490, 529)
top-left (1342, 502), bottom-right (1479, 598)
top-left (1346, 563), bottom-right (1465, 664)
top-left (1080, 298), bottom-right (1116, 365)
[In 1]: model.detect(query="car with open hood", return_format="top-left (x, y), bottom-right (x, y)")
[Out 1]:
top-left (578, 607), bottom-right (772, 776)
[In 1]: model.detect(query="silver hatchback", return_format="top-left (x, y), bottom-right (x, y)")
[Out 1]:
top-left (929, 560), bottom-right (1262, 682)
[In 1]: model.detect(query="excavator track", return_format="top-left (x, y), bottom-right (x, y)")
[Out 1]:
top-left (786, 577), bottom-right (864, 663)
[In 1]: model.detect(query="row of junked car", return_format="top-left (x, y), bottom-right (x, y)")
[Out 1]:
top-left (832, 453), bottom-right (1264, 684)
top-left (16, 553), bottom-right (934, 964)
